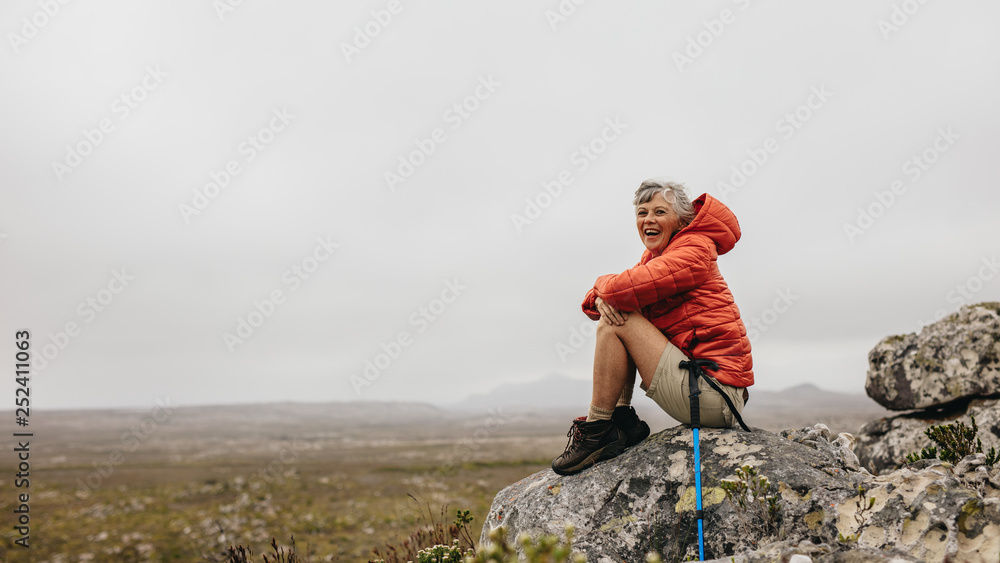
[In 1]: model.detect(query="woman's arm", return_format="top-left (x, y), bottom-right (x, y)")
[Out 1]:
top-left (582, 290), bottom-right (628, 325)
top-left (594, 235), bottom-right (717, 312)
top-left (581, 288), bottom-right (601, 320)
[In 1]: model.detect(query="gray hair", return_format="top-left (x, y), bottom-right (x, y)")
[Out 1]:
top-left (632, 179), bottom-right (695, 227)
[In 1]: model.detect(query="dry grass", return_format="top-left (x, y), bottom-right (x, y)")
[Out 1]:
top-left (0, 405), bottom-right (563, 562)
top-left (0, 397), bottom-right (885, 562)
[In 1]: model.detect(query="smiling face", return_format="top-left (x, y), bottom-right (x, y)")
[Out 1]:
top-left (636, 192), bottom-right (682, 256)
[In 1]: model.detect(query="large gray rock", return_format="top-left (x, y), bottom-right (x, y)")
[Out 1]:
top-left (856, 398), bottom-right (1000, 474)
top-left (865, 303), bottom-right (1000, 411)
top-left (481, 424), bottom-right (1000, 562)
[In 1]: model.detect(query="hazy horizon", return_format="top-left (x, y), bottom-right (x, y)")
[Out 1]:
top-left (7, 374), bottom-right (882, 412)
top-left (3, 1), bottom-right (998, 410)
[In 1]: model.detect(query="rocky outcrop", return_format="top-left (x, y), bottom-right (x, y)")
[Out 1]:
top-left (481, 424), bottom-right (1000, 562)
top-left (855, 398), bottom-right (1000, 474)
top-left (865, 303), bottom-right (1000, 411)
top-left (481, 304), bottom-right (1000, 560)
top-left (856, 302), bottom-right (1000, 473)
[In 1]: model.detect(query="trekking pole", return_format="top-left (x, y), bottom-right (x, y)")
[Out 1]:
top-left (693, 425), bottom-right (704, 561)
top-left (680, 358), bottom-right (753, 561)
top-left (680, 359), bottom-right (718, 561)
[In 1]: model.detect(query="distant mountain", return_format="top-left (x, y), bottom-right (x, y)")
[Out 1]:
top-left (31, 400), bottom-right (460, 430)
top-left (179, 400), bottom-right (459, 425)
top-left (450, 376), bottom-right (877, 411)
top-left (740, 382), bottom-right (891, 434)
top-left (743, 383), bottom-right (878, 410)
top-left (449, 373), bottom-right (592, 413)
top-left (447, 375), bottom-right (890, 433)
top-left (26, 380), bottom-right (888, 439)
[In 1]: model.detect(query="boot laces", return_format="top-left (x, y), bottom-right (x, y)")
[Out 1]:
top-left (563, 422), bottom-right (583, 453)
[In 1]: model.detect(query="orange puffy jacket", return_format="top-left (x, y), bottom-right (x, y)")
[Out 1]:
top-left (582, 193), bottom-right (753, 388)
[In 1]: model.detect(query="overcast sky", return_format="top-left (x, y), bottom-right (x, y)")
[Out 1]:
top-left (2, 1), bottom-right (998, 410)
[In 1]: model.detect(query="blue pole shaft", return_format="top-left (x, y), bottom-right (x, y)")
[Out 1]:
top-left (693, 427), bottom-right (704, 561)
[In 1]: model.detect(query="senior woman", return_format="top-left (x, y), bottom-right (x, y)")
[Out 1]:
top-left (552, 179), bottom-right (754, 476)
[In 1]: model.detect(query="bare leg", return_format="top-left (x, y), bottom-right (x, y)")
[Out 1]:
top-left (591, 313), bottom-right (671, 411)
top-left (552, 313), bottom-right (667, 475)
top-left (616, 357), bottom-right (637, 407)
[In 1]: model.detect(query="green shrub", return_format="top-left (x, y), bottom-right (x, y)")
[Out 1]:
top-left (904, 446), bottom-right (937, 464)
top-left (904, 416), bottom-right (997, 467)
top-left (369, 498), bottom-right (477, 563)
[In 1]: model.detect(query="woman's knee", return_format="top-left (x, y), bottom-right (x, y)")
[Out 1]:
top-left (597, 311), bottom-right (651, 334)
top-left (595, 318), bottom-right (619, 338)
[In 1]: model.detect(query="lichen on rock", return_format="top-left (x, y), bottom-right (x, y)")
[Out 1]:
top-left (481, 302), bottom-right (1000, 561)
top-left (482, 421), bottom-right (1000, 562)
top-left (865, 303), bottom-right (1000, 411)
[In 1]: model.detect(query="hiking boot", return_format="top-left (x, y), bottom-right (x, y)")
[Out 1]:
top-left (551, 417), bottom-right (627, 476)
top-left (613, 406), bottom-right (650, 447)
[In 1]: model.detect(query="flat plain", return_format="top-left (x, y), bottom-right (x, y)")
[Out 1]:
top-left (0, 387), bottom-right (890, 562)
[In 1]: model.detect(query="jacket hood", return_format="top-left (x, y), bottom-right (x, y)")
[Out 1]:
top-left (666, 193), bottom-right (742, 256)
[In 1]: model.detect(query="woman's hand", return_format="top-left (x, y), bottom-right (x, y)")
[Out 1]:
top-left (595, 297), bottom-right (627, 326)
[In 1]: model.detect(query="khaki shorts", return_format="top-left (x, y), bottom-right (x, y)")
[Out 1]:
top-left (640, 340), bottom-right (745, 428)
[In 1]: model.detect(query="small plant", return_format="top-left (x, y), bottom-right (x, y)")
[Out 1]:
top-left (853, 484), bottom-right (876, 527)
top-left (467, 525), bottom-right (585, 563)
top-left (454, 509), bottom-right (477, 557)
top-left (904, 445), bottom-right (937, 464)
top-left (835, 484), bottom-right (876, 545)
top-left (927, 417), bottom-right (980, 463)
top-left (412, 539), bottom-right (473, 563)
top-left (369, 508), bottom-right (583, 563)
top-left (987, 446), bottom-right (1000, 467)
top-left (719, 465), bottom-right (781, 549)
top-left (225, 536), bottom-right (305, 563)
top-left (904, 416), bottom-right (997, 467)
top-left (397, 512), bottom-right (480, 563)
top-left (370, 496), bottom-right (476, 563)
